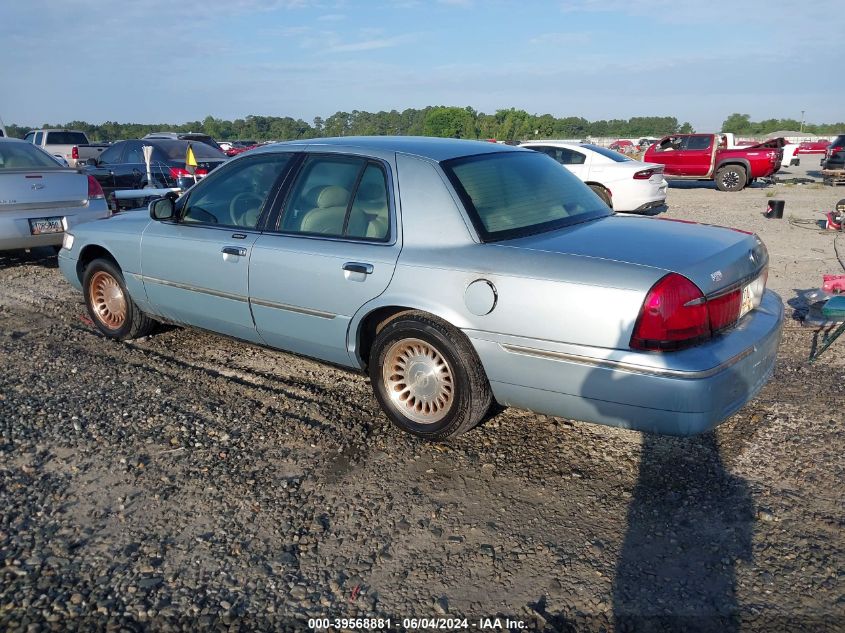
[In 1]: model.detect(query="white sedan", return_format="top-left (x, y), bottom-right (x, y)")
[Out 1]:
top-left (520, 141), bottom-right (668, 213)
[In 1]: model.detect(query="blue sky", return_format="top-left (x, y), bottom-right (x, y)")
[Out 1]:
top-left (1, 0), bottom-right (840, 130)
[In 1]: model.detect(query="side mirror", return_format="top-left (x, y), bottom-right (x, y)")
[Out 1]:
top-left (86, 157), bottom-right (98, 166)
top-left (149, 197), bottom-right (175, 221)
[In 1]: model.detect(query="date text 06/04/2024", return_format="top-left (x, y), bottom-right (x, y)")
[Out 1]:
top-left (307, 617), bottom-right (526, 630)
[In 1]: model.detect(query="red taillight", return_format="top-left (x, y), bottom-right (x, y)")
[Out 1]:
top-left (633, 168), bottom-right (661, 180)
top-left (195, 168), bottom-right (208, 176)
top-left (630, 273), bottom-right (710, 351)
top-left (707, 288), bottom-right (742, 332)
top-left (72, 146), bottom-right (79, 160)
top-left (170, 167), bottom-right (190, 178)
top-left (87, 175), bottom-right (104, 200)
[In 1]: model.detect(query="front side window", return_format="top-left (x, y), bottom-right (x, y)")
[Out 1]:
top-left (279, 155), bottom-right (390, 241)
top-left (181, 154), bottom-right (291, 229)
top-left (443, 151), bottom-right (610, 241)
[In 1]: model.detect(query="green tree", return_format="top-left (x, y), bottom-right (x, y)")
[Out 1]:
top-left (422, 106), bottom-right (477, 139)
top-left (721, 113), bottom-right (752, 134)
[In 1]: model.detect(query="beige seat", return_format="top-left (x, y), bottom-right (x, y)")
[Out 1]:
top-left (347, 182), bottom-right (389, 239)
top-left (299, 186), bottom-right (350, 235)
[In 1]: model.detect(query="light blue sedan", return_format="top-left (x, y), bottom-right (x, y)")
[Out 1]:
top-left (58, 137), bottom-right (783, 440)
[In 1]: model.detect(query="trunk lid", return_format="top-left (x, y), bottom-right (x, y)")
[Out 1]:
top-left (503, 215), bottom-right (767, 296)
top-left (0, 169), bottom-right (88, 212)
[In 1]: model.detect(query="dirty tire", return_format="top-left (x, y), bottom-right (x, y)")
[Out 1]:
top-left (369, 311), bottom-right (492, 441)
top-left (588, 184), bottom-right (613, 208)
top-left (83, 258), bottom-right (155, 341)
top-left (715, 165), bottom-right (747, 192)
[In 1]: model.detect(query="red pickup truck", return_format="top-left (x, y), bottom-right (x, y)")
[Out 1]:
top-left (643, 134), bottom-right (783, 192)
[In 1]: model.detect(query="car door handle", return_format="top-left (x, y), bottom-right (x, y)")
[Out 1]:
top-left (342, 262), bottom-right (373, 275)
top-left (221, 246), bottom-right (247, 257)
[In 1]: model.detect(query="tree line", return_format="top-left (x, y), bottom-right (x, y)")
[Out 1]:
top-left (4, 108), bottom-right (693, 142)
top-left (720, 113), bottom-right (842, 136)
top-left (5, 108), bottom-right (840, 143)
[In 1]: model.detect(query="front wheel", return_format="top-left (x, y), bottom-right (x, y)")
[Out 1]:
top-left (715, 165), bottom-right (747, 192)
top-left (83, 258), bottom-right (155, 340)
top-left (369, 312), bottom-right (492, 441)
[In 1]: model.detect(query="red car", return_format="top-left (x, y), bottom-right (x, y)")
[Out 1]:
top-left (609, 140), bottom-right (634, 153)
top-left (796, 140), bottom-right (830, 154)
top-left (643, 133), bottom-right (782, 192)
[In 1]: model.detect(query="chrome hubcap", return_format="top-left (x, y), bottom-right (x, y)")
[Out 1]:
top-left (383, 338), bottom-right (454, 424)
top-left (89, 271), bottom-right (127, 329)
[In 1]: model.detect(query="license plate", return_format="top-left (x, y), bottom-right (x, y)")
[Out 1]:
top-left (29, 217), bottom-right (64, 235)
top-left (739, 283), bottom-right (754, 318)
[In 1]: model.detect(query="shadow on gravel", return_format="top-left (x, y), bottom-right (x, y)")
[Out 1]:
top-left (613, 432), bottom-right (753, 632)
top-left (0, 247), bottom-right (59, 269)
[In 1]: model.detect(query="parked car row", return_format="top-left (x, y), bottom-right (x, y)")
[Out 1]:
top-left (50, 136), bottom-right (782, 442)
top-left (85, 138), bottom-right (227, 209)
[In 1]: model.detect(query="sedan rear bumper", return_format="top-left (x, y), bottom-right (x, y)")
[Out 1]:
top-left (466, 290), bottom-right (783, 436)
top-left (0, 200), bottom-right (109, 251)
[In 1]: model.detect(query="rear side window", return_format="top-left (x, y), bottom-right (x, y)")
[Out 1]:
top-left (279, 155), bottom-right (390, 242)
top-left (529, 146), bottom-right (587, 165)
top-left (45, 131), bottom-right (88, 145)
top-left (686, 135), bottom-right (712, 151)
top-left (581, 144), bottom-right (632, 162)
top-left (154, 140), bottom-right (224, 160)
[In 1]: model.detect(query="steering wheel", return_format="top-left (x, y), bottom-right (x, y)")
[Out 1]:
top-left (228, 192), bottom-right (264, 226)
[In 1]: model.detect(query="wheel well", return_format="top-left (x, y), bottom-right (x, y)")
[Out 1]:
top-left (585, 182), bottom-right (613, 208)
top-left (716, 162), bottom-right (748, 175)
top-left (357, 306), bottom-right (415, 368)
top-left (76, 245), bottom-right (119, 282)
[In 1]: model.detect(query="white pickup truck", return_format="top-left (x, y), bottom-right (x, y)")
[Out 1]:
top-left (23, 129), bottom-right (110, 168)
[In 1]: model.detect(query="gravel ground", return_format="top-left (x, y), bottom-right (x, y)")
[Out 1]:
top-left (1, 169), bottom-right (844, 632)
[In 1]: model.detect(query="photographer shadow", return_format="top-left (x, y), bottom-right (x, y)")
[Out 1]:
top-left (577, 329), bottom-right (755, 632)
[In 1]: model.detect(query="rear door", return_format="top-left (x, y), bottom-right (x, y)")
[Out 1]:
top-left (140, 152), bottom-right (294, 342)
top-left (250, 152), bottom-right (401, 366)
top-left (679, 134), bottom-right (715, 176)
top-left (85, 142), bottom-right (122, 197)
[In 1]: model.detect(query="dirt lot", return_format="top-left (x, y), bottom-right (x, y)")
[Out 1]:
top-left (1, 167), bottom-right (844, 632)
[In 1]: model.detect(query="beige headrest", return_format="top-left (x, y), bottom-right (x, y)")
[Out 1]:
top-left (317, 186), bottom-right (349, 208)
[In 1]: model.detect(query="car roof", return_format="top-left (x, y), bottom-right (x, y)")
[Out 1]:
top-left (254, 136), bottom-right (524, 162)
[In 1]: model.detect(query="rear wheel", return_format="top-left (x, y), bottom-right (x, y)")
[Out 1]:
top-left (588, 184), bottom-right (613, 208)
top-left (83, 258), bottom-right (155, 340)
top-left (715, 165), bottom-right (747, 192)
top-left (369, 311), bottom-right (492, 441)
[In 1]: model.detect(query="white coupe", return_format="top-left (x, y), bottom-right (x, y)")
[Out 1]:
top-left (520, 141), bottom-right (668, 213)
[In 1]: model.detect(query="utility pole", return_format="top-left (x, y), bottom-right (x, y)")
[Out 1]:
top-left (800, 110), bottom-right (805, 133)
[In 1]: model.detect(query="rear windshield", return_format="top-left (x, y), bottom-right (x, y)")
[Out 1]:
top-left (181, 135), bottom-right (222, 151)
top-left (442, 151), bottom-right (611, 241)
top-left (45, 131), bottom-right (88, 145)
top-left (581, 144), bottom-right (632, 162)
top-left (0, 142), bottom-right (62, 169)
top-left (154, 140), bottom-right (225, 160)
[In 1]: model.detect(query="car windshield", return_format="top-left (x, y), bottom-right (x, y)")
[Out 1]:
top-left (582, 144), bottom-right (632, 162)
top-left (442, 151), bottom-right (611, 241)
top-left (0, 142), bottom-right (62, 169)
top-left (154, 140), bottom-right (225, 160)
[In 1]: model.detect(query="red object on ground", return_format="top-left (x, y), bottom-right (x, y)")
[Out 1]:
top-left (823, 275), bottom-right (845, 293)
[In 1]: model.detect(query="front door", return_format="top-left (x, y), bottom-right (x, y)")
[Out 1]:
top-left (250, 153), bottom-right (400, 366)
top-left (140, 152), bottom-right (294, 342)
top-left (678, 134), bottom-right (715, 176)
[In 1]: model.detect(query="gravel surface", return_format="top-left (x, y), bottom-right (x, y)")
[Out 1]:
top-left (1, 172), bottom-right (844, 632)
